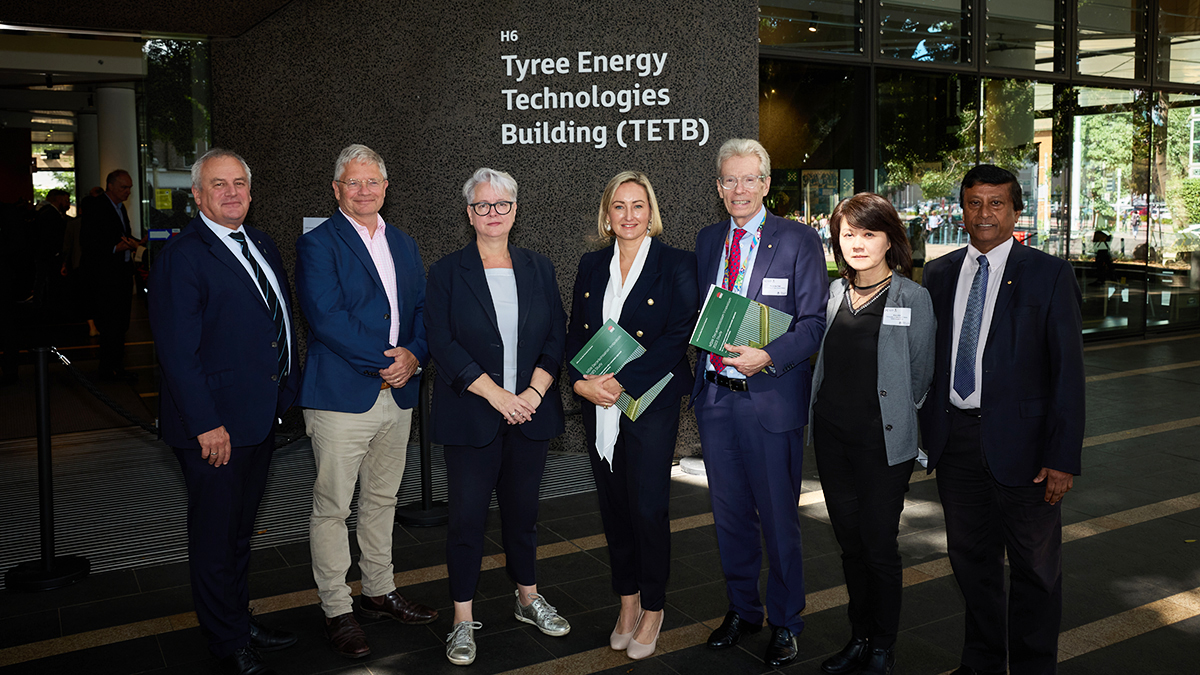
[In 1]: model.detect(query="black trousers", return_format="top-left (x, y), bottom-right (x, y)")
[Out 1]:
top-left (173, 432), bottom-right (274, 658)
top-left (444, 424), bottom-right (549, 602)
top-left (813, 414), bottom-right (913, 649)
top-left (585, 403), bottom-right (679, 611)
top-left (936, 408), bottom-right (1063, 675)
top-left (94, 268), bottom-right (132, 373)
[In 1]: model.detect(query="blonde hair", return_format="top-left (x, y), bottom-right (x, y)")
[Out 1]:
top-left (596, 171), bottom-right (663, 240)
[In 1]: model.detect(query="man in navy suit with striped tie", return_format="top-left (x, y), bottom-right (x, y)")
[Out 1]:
top-left (920, 165), bottom-right (1085, 675)
top-left (150, 148), bottom-right (300, 675)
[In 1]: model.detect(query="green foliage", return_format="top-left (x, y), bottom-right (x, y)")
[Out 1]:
top-left (144, 40), bottom-right (210, 165)
top-left (1173, 178), bottom-right (1200, 225)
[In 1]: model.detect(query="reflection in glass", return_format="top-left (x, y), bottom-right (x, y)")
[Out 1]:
top-left (879, 0), bottom-right (970, 64)
top-left (142, 39), bottom-right (211, 232)
top-left (1077, 0), bottom-right (1147, 79)
top-left (876, 69), bottom-right (979, 260)
top-left (760, 60), bottom-right (860, 230)
top-left (1157, 0), bottom-right (1200, 84)
top-left (1148, 91), bottom-right (1200, 328)
top-left (985, 0), bottom-right (1062, 72)
top-left (760, 0), bottom-right (863, 55)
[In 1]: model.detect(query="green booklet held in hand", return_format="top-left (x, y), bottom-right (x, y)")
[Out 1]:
top-left (570, 318), bottom-right (673, 421)
top-left (690, 284), bottom-right (794, 358)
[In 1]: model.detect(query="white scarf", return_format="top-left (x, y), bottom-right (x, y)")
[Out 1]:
top-left (596, 236), bottom-right (652, 469)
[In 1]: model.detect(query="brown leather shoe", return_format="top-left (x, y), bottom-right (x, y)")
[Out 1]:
top-left (359, 590), bottom-right (438, 625)
top-left (325, 613), bottom-right (370, 659)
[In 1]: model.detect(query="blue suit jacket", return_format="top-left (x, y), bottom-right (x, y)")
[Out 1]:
top-left (566, 238), bottom-right (699, 411)
top-left (690, 211), bottom-right (828, 433)
top-left (295, 210), bottom-right (428, 412)
top-left (149, 216), bottom-right (300, 449)
top-left (425, 242), bottom-right (566, 447)
top-left (918, 241), bottom-right (1085, 485)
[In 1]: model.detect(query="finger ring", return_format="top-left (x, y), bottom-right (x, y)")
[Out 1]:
top-left (509, 411), bottom-right (516, 416)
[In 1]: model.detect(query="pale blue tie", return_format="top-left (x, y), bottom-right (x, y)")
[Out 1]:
top-left (953, 255), bottom-right (989, 400)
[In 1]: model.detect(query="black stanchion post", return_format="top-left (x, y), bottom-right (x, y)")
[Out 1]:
top-left (395, 368), bottom-right (448, 527)
top-left (5, 348), bottom-right (90, 591)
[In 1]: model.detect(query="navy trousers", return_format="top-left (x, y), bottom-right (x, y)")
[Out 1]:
top-left (174, 433), bottom-right (274, 658)
top-left (444, 425), bottom-right (549, 602)
top-left (696, 384), bottom-right (807, 634)
top-left (585, 402), bottom-right (680, 612)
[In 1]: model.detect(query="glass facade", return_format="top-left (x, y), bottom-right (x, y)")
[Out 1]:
top-left (760, 0), bottom-right (1200, 338)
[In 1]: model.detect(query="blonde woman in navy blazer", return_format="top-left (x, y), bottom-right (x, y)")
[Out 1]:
top-left (425, 168), bottom-right (569, 667)
top-left (565, 171), bottom-right (699, 660)
top-left (808, 193), bottom-right (935, 675)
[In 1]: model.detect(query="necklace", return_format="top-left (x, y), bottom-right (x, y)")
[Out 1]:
top-left (852, 272), bottom-right (892, 291)
top-left (846, 279), bottom-right (891, 315)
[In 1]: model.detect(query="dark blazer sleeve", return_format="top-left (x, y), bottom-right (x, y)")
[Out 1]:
top-left (1037, 257), bottom-right (1086, 475)
top-left (759, 216), bottom-right (828, 377)
top-left (425, 251), bottom-right (488, 396)
top-left (534, 253), bottom-right (567, 379)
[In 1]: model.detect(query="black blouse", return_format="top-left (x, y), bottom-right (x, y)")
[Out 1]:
top-left (812, 285), bottom-right (889, 440)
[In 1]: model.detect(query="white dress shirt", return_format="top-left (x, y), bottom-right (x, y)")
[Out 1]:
top-left (949, 236), bottom-right (1015, 409)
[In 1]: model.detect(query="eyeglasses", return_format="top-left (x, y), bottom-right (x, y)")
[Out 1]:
top-left (469, 200), bottom-right (515, 216)
top-left (336, 179), bottom-right (383, 190)
top-left (718, 175), bottom-right (767, 190)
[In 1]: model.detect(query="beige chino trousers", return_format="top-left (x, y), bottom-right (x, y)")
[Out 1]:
top-left (305, 390), bottom-right (412, 618)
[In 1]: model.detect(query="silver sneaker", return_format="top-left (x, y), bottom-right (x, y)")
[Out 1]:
top-left (446, 620), bottom-right (482, 666)
top-left (514, 590), bottom-right (571, 636)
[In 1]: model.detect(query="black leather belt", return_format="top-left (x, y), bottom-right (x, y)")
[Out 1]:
top-left (706, 370), bottom-right (748, 392)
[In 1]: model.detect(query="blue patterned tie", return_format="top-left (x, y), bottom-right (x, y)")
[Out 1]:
top-left (229, 231), bottom-right (289, 381)
top-left (953, 255), bottom-right (989, 400)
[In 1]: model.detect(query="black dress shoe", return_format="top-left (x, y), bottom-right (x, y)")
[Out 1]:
top-left (860, 647), bottom-right (895, 675)
top-left (822, 636), bottom-right (870, 674)
top-left (219, 646), bottom-right (276, 675)
top-left (249, 615), bottom-right (297, 652)
top-left (706, 610), bottom-right (763, 649)
top-left (764, 625), bottom-right (799, 667)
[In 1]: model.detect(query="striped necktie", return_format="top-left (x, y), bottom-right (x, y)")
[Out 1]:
top-left (229, 231), bottom-right (289, 381)
top-left (953, 254), bottom-right (989, 400)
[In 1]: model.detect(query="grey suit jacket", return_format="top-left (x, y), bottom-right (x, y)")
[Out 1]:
top-left (809, 274), bottom-right (936, 466)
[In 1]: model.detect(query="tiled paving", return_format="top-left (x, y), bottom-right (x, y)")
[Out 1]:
top-left (1, 334), bottom-right (1198, 674)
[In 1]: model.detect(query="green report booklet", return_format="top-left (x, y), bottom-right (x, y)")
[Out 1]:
top-left (689, 284), bottom-right (794, 358)
top-left (569, 318), bottom-right (673, 421)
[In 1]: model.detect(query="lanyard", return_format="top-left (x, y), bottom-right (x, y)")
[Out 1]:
top-left (721, 227), bottom-right (759, 294)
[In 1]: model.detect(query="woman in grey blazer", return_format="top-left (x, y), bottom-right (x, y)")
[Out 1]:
top-left (808, 193), bottom-right (935, 675)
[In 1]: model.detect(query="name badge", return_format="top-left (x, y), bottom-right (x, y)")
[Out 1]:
top-left (883, 307), bottom-right (911, 326)
top-left (762, 278), bottom-right (788, 296)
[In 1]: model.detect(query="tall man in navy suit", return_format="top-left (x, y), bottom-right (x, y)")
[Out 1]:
top-left (150, 149), bottom-right (300, 675)
top-left (295, 144), bottom-right (437, 660)
top-left (692, 138), bottom-right (828, 667)
top-left (920, 165), bottom-right (1084, 675)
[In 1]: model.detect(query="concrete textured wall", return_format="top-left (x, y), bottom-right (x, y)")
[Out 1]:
top-left (211, 0), bottom-right (760, 455)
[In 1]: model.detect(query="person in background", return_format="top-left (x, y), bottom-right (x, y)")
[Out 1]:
top-left (809, 193), bottom-right (935, 675)
top-left (566, 171), bottom-right (698, 660)
top-left (425, 168), bottom-right (569, 667)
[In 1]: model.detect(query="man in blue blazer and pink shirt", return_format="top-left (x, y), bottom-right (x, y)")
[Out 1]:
top-left (295, 145), bottom-right (437, 660)
top-left (920, 165), bottom-right (1084, 675)
top-left (150, 148), bottom-right (300, 675)
top-left (692, 138), bottom-right (828, 667)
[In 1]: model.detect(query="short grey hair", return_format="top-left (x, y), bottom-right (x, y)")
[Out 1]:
top-left (715, 138), bottom-right (771, 178)
top-left (191, 148), bottom-right (252, 189)
top-left (334, 144), bottom-right (388, 181)
top-left (462, 168), bottom-right (518, 203)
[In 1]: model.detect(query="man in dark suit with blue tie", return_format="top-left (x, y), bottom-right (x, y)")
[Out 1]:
top-left (82, 169), bottom-right (142, 380)
top-left (920, 165), bottom-right (1085, 675)
top-left (692, 138), bottom-right (828, 667)
top-left (295, 144), bottom-right (436, 660)
top-left (150, 149), bottom-right (300, 675)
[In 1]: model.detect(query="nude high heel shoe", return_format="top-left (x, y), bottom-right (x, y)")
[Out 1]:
top-left (626, 610), bottom-right (662, 660)
top-left (610, 609), bottom-right (643, 650)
